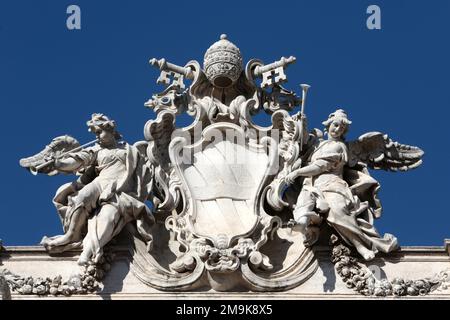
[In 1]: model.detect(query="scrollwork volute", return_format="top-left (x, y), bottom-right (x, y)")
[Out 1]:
top-left (10, 34), bottom-right (444, 297)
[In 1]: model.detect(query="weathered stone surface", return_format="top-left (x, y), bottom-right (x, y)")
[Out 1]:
top-left (9, 35), bottom-right (446, 297)
top-left (1, 243), bottom-right (449, 299)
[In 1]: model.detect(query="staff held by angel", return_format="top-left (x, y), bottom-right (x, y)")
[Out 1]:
top-left (20, 114), bottom-right (155, 265)
top-left (284, 108), bottom-right (424, 261)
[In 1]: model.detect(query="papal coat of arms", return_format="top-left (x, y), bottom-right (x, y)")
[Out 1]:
top-left (9, 34), bottom-right (449, 297)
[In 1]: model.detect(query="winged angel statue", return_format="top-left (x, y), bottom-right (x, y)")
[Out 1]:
top-left (20, 114), bottom-right (155, 265)
top-left (17, 35), bottom-right (425, 292)
top-left (281, 109), bottom-right (423, 261)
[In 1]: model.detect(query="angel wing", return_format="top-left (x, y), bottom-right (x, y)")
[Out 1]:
top-left (19, 135), bottom-right (80, 176)
top-left (266, 110), bottom-right (314, 211)
top-left (144, 111), bottom-right (176, 170)
top-left (272, 110), bottom-right (299, 167)
top-left (347, 132), bottom-right (424, 171)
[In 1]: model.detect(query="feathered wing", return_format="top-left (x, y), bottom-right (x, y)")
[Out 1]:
top-left (272, 110), bottom-right (299, 169)
top-left (19, 135), bottom-right (80, 176)
top-left (143, 111), bottom-right (178, 212)
top-left (265, 111), bottom-right (299, 211)
top-left (144, 111), bottom-right (176, 171)
top-left (347, 132), bottom-right (424, 171)
top-left (266, 111), bottom-right (323, 211)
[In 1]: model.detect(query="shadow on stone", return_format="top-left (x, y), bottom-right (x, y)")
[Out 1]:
top-left (321, 262), bottom-right (337, 292)
top-left (259, 228), bottom-right (293, 273)
top-left (99, 256), bottom-right (131, 300)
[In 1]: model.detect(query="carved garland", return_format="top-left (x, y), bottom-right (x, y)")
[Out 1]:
top-left (0, 250), bottom-right (113, 298)
top-left (330, 234), bottom-right (450, 297)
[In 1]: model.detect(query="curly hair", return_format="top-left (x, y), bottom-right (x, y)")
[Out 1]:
top-left (87, 113), bottom-right (122, 140)
top-left (322, 109), bottom-right (352, 138)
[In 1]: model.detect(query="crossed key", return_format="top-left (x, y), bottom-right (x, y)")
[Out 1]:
top-left (261, 67), bottom-right (287, 89)
top-left (157, 70), bottom-right (186, 90)
top-left (149, 58), bottom-right (194, 90)
top-left (254, 56), bottom-right (296, 89)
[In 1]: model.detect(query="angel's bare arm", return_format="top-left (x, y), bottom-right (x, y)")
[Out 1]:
top-left (286, 142), bottom-right (345, 184)
top-left (54, 157), bottom-right (84, 172)
top-left (288, 159), bottom-right (331, 179)
top-left (54, 149), bottom-right (96, 173)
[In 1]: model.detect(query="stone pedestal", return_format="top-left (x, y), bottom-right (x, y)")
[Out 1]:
top-left (2, 241), bottom-right (449, 300)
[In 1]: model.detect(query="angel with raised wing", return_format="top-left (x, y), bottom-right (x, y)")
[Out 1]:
top-left (285, 109), bottom-right (424, 261)
top-left (20, 114), bottom-right (155, 265)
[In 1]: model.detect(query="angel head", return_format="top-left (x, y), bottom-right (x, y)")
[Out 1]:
top-left (322, 109), bottom-right (352, 140)
top-left (87, 113), bottom-right (122, 147)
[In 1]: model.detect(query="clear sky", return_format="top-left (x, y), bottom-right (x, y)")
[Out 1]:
top-left (0, 0), bottom-right (449, 246)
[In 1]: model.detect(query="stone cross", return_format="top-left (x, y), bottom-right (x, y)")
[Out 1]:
top-left (261, 66), bottom-right (286, 88)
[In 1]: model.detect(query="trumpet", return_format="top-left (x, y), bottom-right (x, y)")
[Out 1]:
top-left (298, 84), bottom-right (311, 153)
top-left (29, 139), bottom-right (98, 176)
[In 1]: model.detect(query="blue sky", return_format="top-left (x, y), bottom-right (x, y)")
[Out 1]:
top-left (0, 0), bottom-right (449, 246)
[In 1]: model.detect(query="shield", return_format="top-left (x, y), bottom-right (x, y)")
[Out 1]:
top-left (170, 123), bottom-right (271, 247)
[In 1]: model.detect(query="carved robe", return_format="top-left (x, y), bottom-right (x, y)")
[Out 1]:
top-left (295, 139), bottom-right (398, 259)
top-left (51, 143), bottom-right (154, 258)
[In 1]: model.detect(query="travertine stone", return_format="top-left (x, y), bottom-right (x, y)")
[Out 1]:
top-left (1, 243), bottom-right (449, 299)
top-left (9, 35), bottom-right (444, 296)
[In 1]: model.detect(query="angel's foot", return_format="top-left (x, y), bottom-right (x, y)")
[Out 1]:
top-left (41, 234), bottom-right (74, 251)
top-left (40, 235), bottom-right (61, 251)
top-left (40, 235), bottom-right (50, 246)
top-left (77, 253), bottom-right (90, 266)
top-left (357, 247), bottom-right (376, 261)
top-left (362, 252), bottom-right (375, 261)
